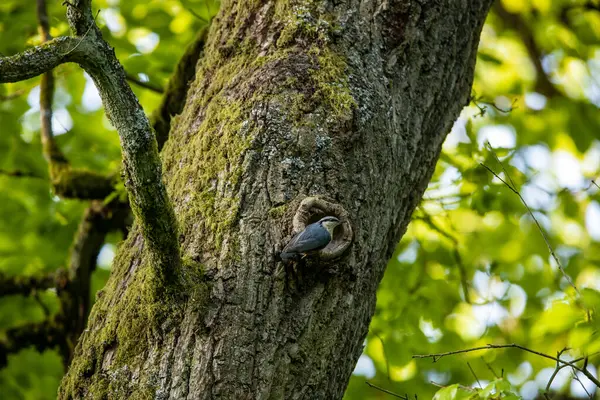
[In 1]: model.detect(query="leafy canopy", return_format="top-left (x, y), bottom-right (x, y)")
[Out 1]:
top-left (0, 0), bottom-right (599, 399)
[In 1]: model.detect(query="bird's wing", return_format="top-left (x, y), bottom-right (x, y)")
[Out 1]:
top-left (282, 228), bottom-right (328, 254)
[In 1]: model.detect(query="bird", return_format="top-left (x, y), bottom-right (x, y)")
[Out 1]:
top-left (280, 216), bottom-right (341, 261)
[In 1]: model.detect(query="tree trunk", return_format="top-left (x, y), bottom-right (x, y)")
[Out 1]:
top-left (59, 1), bottom-right (492, 398)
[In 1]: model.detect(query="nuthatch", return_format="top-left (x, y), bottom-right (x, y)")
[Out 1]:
top-left (280, 216), bottom-right (341, 261)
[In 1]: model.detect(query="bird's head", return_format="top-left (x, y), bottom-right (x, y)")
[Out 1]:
top-left (319, 216), bottom-right (340, 237)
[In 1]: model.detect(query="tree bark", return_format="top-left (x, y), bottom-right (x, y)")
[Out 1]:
top-left (59, 0), bottom-right (493, 398)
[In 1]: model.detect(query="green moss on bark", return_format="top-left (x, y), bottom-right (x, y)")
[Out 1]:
top-left (162, 93), bottom-right (251, 250)
top-left (59, 230), bottom-right (188, 398)
top-left (275, 1), bottom-right (356, 120)
top-left (268, 205), bottom-right (288, 219)
top-left (307, 47), bottom-right (357, 120)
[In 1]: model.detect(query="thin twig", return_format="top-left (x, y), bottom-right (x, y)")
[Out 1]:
top-left (481, 357), bottom-right (499, 378)
top-left (430, 380), bottom-right (476, 391)
top-left (0, 169), bottom-right (45, 179)
top-left (185, 6), bottom-right (209, 23)
top-left (469, 93), bottom-right (516, 117)
top-left (414, 212), bottom-right (471, 303)
top-left (125, 73), bottom-right (164, 94)
top-left (60, 10), bottom-right (99, 56)
top-left (365, 382), bottom-right (410, 399)
top-left (413, 343), bottom-right (600, 388)
top-left (467, 362), bottom-right (482, 389)
top-left (544, 354), bottom-right (598, 398)
top-left (571, 370), bottom-right (593, 399)
top-left (33, 292), bottom-right (51, 317)
top-left (545, 348), bottom-right (568, 396)
top-left (481, 144), bottom-right (580, 295)
top-left (374, 332), bottom-right (391, 381)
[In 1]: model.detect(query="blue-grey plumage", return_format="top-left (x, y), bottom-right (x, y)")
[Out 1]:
top-left (280, 216), bottom-right (341, 261)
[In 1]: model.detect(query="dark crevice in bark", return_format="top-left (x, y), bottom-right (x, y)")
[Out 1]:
top-left (152, 28), bottom-right (209, 151)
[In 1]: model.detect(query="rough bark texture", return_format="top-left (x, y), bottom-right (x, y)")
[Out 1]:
top-left (59, 0), bottom-right (493, 399)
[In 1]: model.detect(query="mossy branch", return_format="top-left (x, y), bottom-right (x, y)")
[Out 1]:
top-left (0, 1), bottom-right (182, 279)
top-left (0, 271), bottom-right (66, 296)
top-left (0, 36), bottom-right (85, 83)
top-left (63, 0), bottom-right (181, 280)
top-left (34, 0), bottom-right (118, 203)
top-left (51, 167), bottom-right (117, 199)
top-left (0, 321), bottom-right (68, 369)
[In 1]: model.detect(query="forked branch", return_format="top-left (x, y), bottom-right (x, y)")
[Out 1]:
top-left (0, 0), bottom-right (181, 281)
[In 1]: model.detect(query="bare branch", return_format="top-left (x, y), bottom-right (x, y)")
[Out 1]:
top-left (61, 1), bottom-right (181, 280)
top-left (469, 92), bottom-right (517, 117)
top-left (467, 362), bottom-right (482, 389)
top-left (481, 357), bottom-right (499, 378)
top-left (414, 212), bottom-right (471, 303)
top-left (545, 348), bottom-right (569, 397)
top-left (480, 144), bottom-right (580, 295)
top-left (570, 371), bottom-right (593, 399)
top-left (365, 382), bottom-right (411, 399)
top-left (413, 344), bottom-right (600, 388)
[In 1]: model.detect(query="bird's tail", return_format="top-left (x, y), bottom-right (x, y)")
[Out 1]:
top-left (280, 252), bottom-right (299, 262)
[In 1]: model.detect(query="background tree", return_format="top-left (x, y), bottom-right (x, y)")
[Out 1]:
top-left (0, 1), bottom-right (598, 400)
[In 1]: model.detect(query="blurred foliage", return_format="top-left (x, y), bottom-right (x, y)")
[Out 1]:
top-left (1, 0), bottom-right (599, 399)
